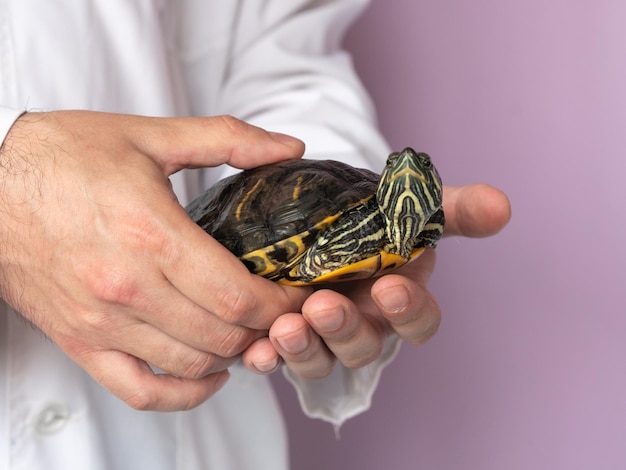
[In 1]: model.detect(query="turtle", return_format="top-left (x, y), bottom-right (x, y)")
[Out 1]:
top-left (185, 147), bottom-right (445, 286)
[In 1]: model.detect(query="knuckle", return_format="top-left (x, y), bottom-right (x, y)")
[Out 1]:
top-left (124, 388), bottom-right (157, 411)
top-left (180, 352), bottom-right (220, 379)
top-left (58, 300), bottom-right (120, 336)
top-left (217, 115), bottom-right (247, 136)
top-left (216, 286), bottom-right (258, 326)
top-left (78, 308), bottom-right (119, 335)
top-left (213, 327), bottom-right (253, 358)
top-left (74, 216), bottom-right (172, 307)
top-left (79, 262), bottom-right (139, 306)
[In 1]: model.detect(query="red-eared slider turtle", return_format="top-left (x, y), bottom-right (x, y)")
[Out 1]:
top-left (186, 148), bottom-right (445, 286)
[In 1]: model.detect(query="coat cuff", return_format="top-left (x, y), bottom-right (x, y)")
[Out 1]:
top-left (282, 334), bottom-right (401, 430)
top-left (0, 106), bottom-right (26, 147)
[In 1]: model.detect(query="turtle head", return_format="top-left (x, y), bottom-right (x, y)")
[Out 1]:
top-left (377, 148), bottom-right (443, 258)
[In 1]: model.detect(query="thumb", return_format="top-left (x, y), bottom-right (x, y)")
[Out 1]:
top-left (130, 115), bottom-right (305, 175)
top-left (443, 184), bottom-right (512, 238)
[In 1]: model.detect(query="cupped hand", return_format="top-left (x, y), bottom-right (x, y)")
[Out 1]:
top-left (0, 111), bottom-right (310, 410)
top-left (242, 183), bottom-right (511, 378)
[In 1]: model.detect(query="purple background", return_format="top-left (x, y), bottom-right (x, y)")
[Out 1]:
top-left (272, 0), bottom-right (626, 469)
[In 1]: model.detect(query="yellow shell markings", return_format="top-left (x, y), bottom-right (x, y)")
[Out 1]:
top-left (277, 246), bottom-right (426, 286)
top-left (292, 175), bottom-right (304, 201)
top-left (235, 179), bottom-right (264, 221)
top-left (239, 212), bottom-right (343, 278)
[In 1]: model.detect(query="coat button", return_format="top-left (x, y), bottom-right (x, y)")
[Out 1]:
top-left (33, 402), bottom-right (70, 435)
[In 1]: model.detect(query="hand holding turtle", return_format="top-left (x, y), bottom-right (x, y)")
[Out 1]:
top-left (0, 111), bottom-right (309, 410)
top-left (243, 183), bottom-right (511, 377)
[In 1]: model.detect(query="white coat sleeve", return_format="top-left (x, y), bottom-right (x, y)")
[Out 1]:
top-left (183, 0), bottom-right (401, 427)
top-left (224, 1), bottom-right (391, 167)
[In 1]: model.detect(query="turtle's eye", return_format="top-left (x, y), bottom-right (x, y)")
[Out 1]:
top-left (418, 153), bottom-right (432, 169)
top-left (386, 152), bottom-right (399, 166)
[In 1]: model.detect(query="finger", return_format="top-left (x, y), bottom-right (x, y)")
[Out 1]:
top-left (241, 337), bottom-right (282, 374)
top-left (443, 183), bottom-right (512, 238)
top-left (371, 250), bottom-right (441, 345)
top-left (129, 114), bottom-right (305, 175)
top-left (269, 313), bottom-right (336, 379)
top-left (301, 289), bottom-right (386, 369)
top-left (103, 273), bottom-right (263, 359)
top-left (160, 209), bottom-right (312, 330)
top-left (98, 320), bottom-right (239, 379)
top-left (79, 349), bottom-right (230, 411)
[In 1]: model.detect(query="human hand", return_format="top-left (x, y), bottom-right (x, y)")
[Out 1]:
top-left (242, 184), bottom-right (511, 378)
top-left (0, 111), bottom-right (310, 410)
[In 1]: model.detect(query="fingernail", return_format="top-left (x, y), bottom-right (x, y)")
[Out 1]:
top-left (254, 356), bottom-right (280, 374)
top-left (309, 306), bottom-right (346, 333)
top-left (375, 285), bottom-right (410, 314)
top-left (276, 327), bottom-right (310, 354)
top-left (268, 131), bottom-right (304, 149)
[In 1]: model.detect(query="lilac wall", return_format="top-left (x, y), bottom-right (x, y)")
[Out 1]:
top-left (272, 1), bottom-right (626, 468)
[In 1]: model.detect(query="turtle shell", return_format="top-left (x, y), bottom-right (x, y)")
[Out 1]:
top-left (186, 159), bottom-right (378, 280)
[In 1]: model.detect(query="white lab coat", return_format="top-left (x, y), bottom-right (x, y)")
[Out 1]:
top-left (0, 1), bottom-right (396, 469)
